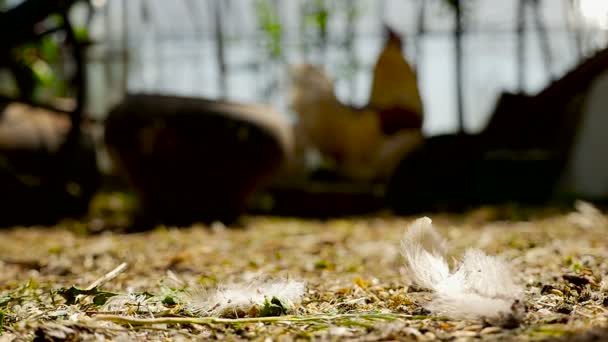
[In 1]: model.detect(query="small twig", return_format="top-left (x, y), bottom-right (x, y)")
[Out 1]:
top-left (86, 263), bottom-right (128, 290)
top-left (338, 297), bottom-right (367, 306)
top-left (94, 312), bottom-right (442, 326)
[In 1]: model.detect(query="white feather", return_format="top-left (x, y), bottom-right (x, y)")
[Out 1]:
top-left (400, 217), bottom-right (450, 289)
top-left (401, 217), bottom-right (522, 320)
top-left (455, 249), bottom-right (521, 299)
top-left (188, 279), bottom-right (306, 317)
top-left (428, 291), bottom-right (515, 320)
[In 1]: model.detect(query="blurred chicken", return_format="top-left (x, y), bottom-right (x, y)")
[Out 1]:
top-left (288, 27), bottom-right (424, 181)
top-left (289, 64), bottom-right (382, 180)
top-left (369, 26), bottom-right (424, 134)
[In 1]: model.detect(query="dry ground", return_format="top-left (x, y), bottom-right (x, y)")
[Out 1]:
top-left (0, 196), bottom-right (607, 341)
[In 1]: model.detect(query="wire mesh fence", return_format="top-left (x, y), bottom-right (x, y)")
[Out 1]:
top-left (86, 0), bottom-right (607, 134)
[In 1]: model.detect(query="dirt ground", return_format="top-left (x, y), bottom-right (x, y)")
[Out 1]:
top-left (0, 195), bottom-right (607, 341)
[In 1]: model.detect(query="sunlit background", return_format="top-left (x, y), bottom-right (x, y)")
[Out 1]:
top-left (3, 0), bottom-right (608, 135)
top-left (579, 0), bottom-right (608, 29)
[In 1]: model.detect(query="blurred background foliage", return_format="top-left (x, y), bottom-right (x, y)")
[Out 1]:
top-left (0, 1), bottom-right (91, 102)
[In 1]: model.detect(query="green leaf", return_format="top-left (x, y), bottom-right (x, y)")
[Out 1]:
top-left (314, 260), bottom-right (332, 270)
top-left (254, 0), bottom-right (283, 59)
top-left (58, 286), bottom-right (94, 305)
top-left (162, 296), bottom-right (177, 307)
top-left (93, 292), bottom-right (117, 306)
top-left (0, 296), bottom-right (10, 309)
top-left (39, 37), bottom-right (60, 63)
top-left (259, 296), bottom-right (288, 317)
top-left (57, 286), bottom-right (117, 305)
top-left (0, 311), bottom-right (4, 334)
top-left (74, 27), bottom-right (90, 43)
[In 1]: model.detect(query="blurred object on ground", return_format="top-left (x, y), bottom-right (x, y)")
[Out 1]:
top-left (287, 26), bottom-right (423, 183)
top-left (560, 63), bottom-right (608, 199)
top-left (86, 191), bottom-right (139, 233)
top-left (104, 94), bottom-right (292, 228)
top-left (249, 180), bottom-right (385, 218)
top-left (387, 133), bottom-right (564, 214)
top-left (388, 46), bottom-right (608, 214)
top-left (0, 100), bottom-right (100, 226)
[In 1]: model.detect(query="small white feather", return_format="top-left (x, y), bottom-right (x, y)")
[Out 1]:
top-left (456, 249), bottom-right (521, 300)
top-left (188, 279), bottom-right (306, 317)
top-left (401, 217), bottom-right (522, 320)
top-left (428, 291), bottom-right (515, 320)
top-left (402, 217), bottom-right (448, 257)
top-left (568, 200), bottom-right (607, 229)
top-left (400, 217), bottom-right (450, 289)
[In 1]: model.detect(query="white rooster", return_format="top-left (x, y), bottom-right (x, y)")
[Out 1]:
top-left (288, 27), bottom-right (424, 181)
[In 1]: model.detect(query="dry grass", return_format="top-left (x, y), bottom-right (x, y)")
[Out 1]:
top-left (0, 195), bottom-right (607, 341)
